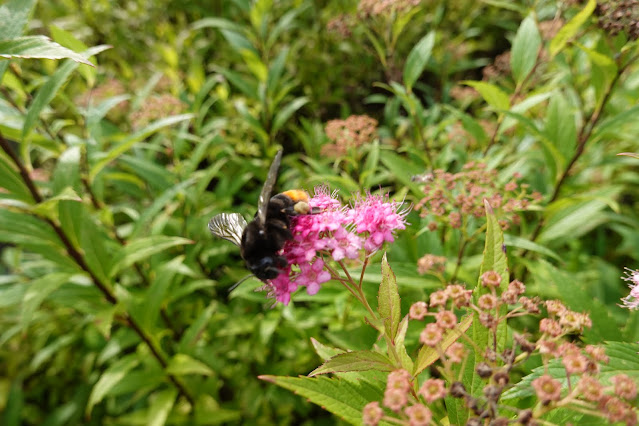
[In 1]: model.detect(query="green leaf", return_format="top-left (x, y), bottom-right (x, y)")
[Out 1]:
top-left (0, 36), bottom-right (94, 66)
top-left (271, 96), bottom-right (308, 135)
top-left (462, 81), bottom-right (510, 110)
top-left (510, 15), bottom-right (541, 85)
top-left (147, 389), bottom-right (177, 426)
top-left (549, 0), bottom-right (596, 57)
top-left (21, 272), bottom-right (74, 330)
top-left (0, 0), bottom-right (37, 80)
top-left (403, 31), bottom-right (436, 92)
top-left (378, 253), bottom-right (401, 342)
top-left (544, 92), bottom-right (577, 161)
top-left (309, 351), bottom-right (395, 376)
top-left (109, 236), bottom-right (193, 278)
top-left (22, 45), bottom-right (110, 139)
top-left (503, 234), bottom-right (562, 261)
top-left (259, 375), bottom-right (384, 425)
top-left (86, 354), bottom-right (139, 414)
top-left (0, 153), bottom-right (33, 202)
top-left (166, 354), bottom-right (214, 376)
top-left (89, 114), bottom-right (193, 181)
top-left (0, 208), bottom-right (61, 246)
top-left (311, 338), bottom-right (346, 361)
top-left (414, 314), bottom-right (472, 376)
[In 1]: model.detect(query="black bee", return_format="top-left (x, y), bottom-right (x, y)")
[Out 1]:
top-left (208, 150), bottom-right (311, 286)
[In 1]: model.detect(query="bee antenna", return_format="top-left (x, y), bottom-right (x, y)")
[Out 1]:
top-left (228, 274), bottom-right (254, 292)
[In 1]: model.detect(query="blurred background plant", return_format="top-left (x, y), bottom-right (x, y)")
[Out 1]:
top-left (0, 0), bottom-right (638, 424)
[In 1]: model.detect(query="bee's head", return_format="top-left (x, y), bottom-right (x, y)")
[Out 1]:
top-left (249, 255), bottom-right (287, 281)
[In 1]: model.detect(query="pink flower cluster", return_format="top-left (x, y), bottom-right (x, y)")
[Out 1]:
top-left (621, 268), bottom-right (639, 310)
top-left (266, 187), bottom-right (408, 305)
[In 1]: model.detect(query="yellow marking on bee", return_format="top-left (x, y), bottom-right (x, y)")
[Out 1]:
top-left (281, 189), bottom-right (310, 203)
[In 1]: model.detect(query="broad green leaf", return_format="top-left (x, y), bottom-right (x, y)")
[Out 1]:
top-left (503, 234), bottom-right (562, 261)
top-left (259, 375), bottom-right (385, 425)
top-left (89, 114), bottom-right (193, 181)
top-left (52, 145), bottom-right (81, 193)
top-left (0, 208), bottom-right (61, 246)
top-left (414, 314), bottom-right (472, 376)
top-left (378, 253), bottom-right (401, 342)
top-left (462, 81), bottom-right (510, 110)
top-left (271, 97), bottom-right (308, 135)
top-left (403, 31), bottom-right (436, 92)
top-left (510, 15), bottom-right (541, 85)
top-left (0, 0), bottom-right (37, 80)
top-left (544, 92), bottom-right (576, 161)
top-left (147, 389), bottom-right (177, 426)
top-left (549, 0), bottom-right (596, 57)
top-left (86, 355), bottom-right (140, 414)
top-left (109, 236), bottom-right (193, 278)
top-left (21, 272), bottom-right (74, 330)
top-left (0, 36), bottom-right (94, 66)
top-left (166, 354), bottom-right (214, 376)
top-left (137, 257), bottom-right (180, 329)
top-left (309, 351), bottom-right (395, 376)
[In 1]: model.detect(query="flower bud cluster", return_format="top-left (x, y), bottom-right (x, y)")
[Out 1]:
top-left (414, 162), bottom-right (541, 232)
top-left (322, 115), bottom-right (378, 157)
top-left (363, 271), bottom-right (639, 425)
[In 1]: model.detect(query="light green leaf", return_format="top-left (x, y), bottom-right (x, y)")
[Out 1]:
top-left (86, 355), bottom-right (139, 414)
top-left (30, 187), bottom-right (82, 219)
top-left (259, 375), bottom-right (384, 425)
top-left (503, 234), bottom-right (562, 261)
top-left (147, 389), bottom-right (177, 426)
top-left (311, 338), bottom-right (346, 361)
top-left (0, 36), bottom-right (94, 66)
top-left (109, 236), bottom-right (194, 278)
top-left (0, 153), bottom-right (33, 202)
top-left (462, 81), bottom-right (510, 110)
top-left (403, 31), bottom-right (436, 92)
top-left (378, 253), bottom-right (401, 341)
top-left (21, 272), bottom-right (74, 330)
top-left (166, 354), bottom-right (214, 376)
top-left (510, 16), bottom-right (541, 85)
top-left (549, 0), bottom-right (596, 57)
top-left (0, 0), bottom-right (37, 80)
top-left (309, 351), bottom-right (395, 376)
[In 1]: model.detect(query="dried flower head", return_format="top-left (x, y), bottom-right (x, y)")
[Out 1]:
top-left (611, 374), bottom-right (637, 400)
top-left (445, 342), bottom-right (466, 363)
top-left (322, 115), bottom-right (378, 157)
top-left (578, 375), bottom-right (604, 402)
top-left (417, 254), bottom-right (447, 275)
top-left (419, 378), bottom-right (447, 403)
top-left (363, 401), bottom-right (384, 426)
top-left (131, 94), bottom-right (186, 129)
top-left (596, 0), bottom-right (639, 40)
top-left (532, 375), bottom-right (562, 403)
top-left (358, 0), bottom-right (422, 17)
top-left (327, 14), bottom-right (352, 38)
top-left (404, 403), bottom-right (432, 426)
top-left (409, 301), bottom-right (429, 320)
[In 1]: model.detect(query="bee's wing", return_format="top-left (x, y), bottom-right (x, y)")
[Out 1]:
top-left (208, 213), bottom-right (247, 247)
top-left (256, 149), bottom-right (283, 226)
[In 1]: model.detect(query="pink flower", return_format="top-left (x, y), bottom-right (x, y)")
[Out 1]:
top-left (263, 186), bottom-right (408, 305)
top-left (621, 268), bottom-right (639, 310)
top-left (419, 378), bottom-right (447, 403)
top-left (532, 375), bottom-right (562, 403)
top-left (362, 401), bottom-right (384, 426)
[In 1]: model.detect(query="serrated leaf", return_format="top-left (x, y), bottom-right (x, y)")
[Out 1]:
top-left (311, 338), bottom-right (346, 361)
top-left (463, 81), bottom-right (510, 110)
top-left (0, 0), bottom-right (37, 81)
top-left (510, 16), bottom-right (541, 85)
top-left (378, 253), bottom-right (401, 342)
top-left (21, 272), bottom-right (74, 330)
top-left (166, 354), bottom-right (213, 376)
top-left (309, 351), bottom-right (395, 376)
top-left (86, 355), bottom-right (139, 414)
top-left (414, 314), bottom-right (472, 376)
top-left (0, 36), bottom-right (94, 66)
top-left (109, 236), bottom-right (193, 278)
top-left (259, 375), bottom-right (385, 425)
top-left (549, 0), bottom-right (596, 57)
top-left (403, 31), bottom-right (435, 92)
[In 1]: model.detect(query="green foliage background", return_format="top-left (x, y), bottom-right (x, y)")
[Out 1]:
top-left (0, 0), bottom-right (638, 424)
